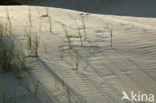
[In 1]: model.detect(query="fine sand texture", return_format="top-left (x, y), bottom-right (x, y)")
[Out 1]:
top-left (0, 4), bottom-right (156, 103)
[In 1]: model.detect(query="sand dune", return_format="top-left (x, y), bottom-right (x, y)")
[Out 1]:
top-left (0, 1), bottom-right (156, 103)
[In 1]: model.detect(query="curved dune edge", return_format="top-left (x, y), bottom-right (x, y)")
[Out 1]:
top-left (30, 0), bottom-right (156, 18)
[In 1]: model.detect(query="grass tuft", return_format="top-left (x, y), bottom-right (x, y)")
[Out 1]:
top-left (25, 26), bottom-right (33, 54)
top-left (0, 35), bottom-right (15, 71)
top-left (0, 24), bottom-right (27, 79)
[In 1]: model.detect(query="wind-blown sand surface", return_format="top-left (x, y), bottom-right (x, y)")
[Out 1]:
top-left (0, 4), bottom-right (156, 103)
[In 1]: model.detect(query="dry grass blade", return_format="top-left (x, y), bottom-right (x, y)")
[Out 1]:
top-left (48, 16), bottom-right (54, 32)
top-left (62, 25), bottom-right (72, 48)
top-left (75, 21), bottom-right (83, 46)
top-left (45, 8), bottom-right (49, 17)
top-left (75, 50), bottom-right (80, 74)
top-left (105, 23), bottom-right (113, 47)
top-left (81, 17), bottom-right (87, 40)
top-left (28, 8), bottom-right (32, 27)
top-left (37, 8), bottom-right (42, 32)
top-left (110, 29), bottom-right (113, 47)
top-left (66, 88), bottom-right (72, 103)
top-left (33, 34), bottom-right (40, 57)
top-left (59, 43), bottom-right (64, 59)
top-left (4, 8), bottom-right (12, 35)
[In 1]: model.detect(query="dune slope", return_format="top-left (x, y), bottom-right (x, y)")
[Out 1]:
top-left (0, 5), bottom-right (156, 103)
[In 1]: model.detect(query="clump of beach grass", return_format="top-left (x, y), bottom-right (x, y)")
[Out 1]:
top-left (24, 26), bottom-right (40, 57)
top-left (0, 24), bottom-right (26, 79)
top-left (25, 26), bottom-right (33, 54)
top-left (0, 35), bottom-right (15, 72)
top-left (0, 24), bottom-right (4, 39)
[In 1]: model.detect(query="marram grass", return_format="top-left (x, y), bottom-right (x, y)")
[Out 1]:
top-left (0, 24), bottom-right (26, 79)
top-left (0, 34), bottom-right (15, 71)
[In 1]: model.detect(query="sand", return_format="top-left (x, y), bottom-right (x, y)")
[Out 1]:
top-left (0, 2), bottom-right (156, 103)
